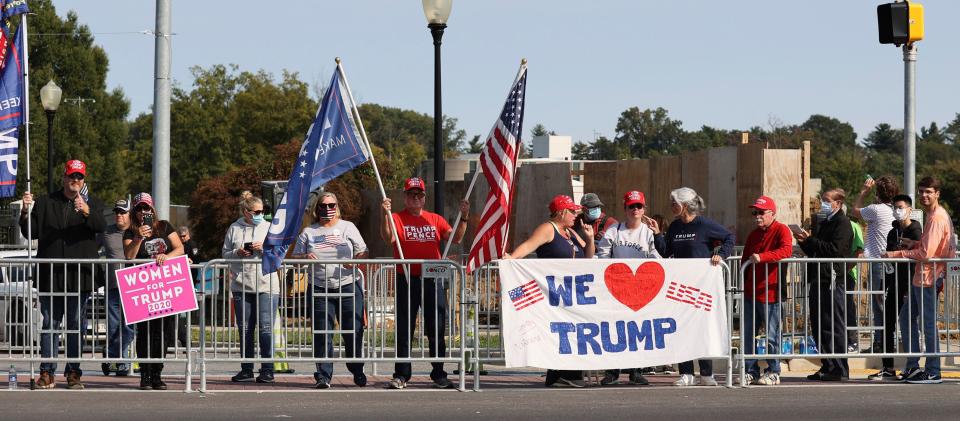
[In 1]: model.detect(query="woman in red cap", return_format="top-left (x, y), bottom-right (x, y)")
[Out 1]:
top-left (504, 194), bottom-right (594, 387)
top-left (122, 192), bottom-right (185, 390)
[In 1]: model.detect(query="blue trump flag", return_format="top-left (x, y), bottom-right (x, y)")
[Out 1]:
top-left (261, 70), bottom-right (370, 274)
top-left (0, 24), bottom-right (24, 197)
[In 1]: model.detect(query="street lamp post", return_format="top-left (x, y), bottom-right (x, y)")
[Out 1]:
top-left (39, 80), bottom-right (62, 193)
top-left (422, 0), bottom-right (452, 216)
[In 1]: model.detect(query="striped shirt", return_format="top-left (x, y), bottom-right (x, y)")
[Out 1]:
top-left (860, 203), bottom-right (895, 258)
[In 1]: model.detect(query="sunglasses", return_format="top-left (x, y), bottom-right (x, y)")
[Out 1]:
top-left (66, 173), bottom-right (84, 180)
top-left (135, 205), bottom-right (151, 212)
top-left (248, 209), bottom-right (264, 215)
top-left (406, 192), bottom-right (426, 199)
top-left (627, 204), bottom-right (644, 210)
top-left (751, 210), bottom-right (770, 216)
top-left (319, 203), bottom-right (337, 209)
top-left (114, 210), bottom-right (128, 215)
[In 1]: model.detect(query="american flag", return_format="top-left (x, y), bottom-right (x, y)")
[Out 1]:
top-left (466, 65), bottom-right (527, 273)
top-left (312, 233), bottom-right (342, 249)
top-left (508, 279), bottom-right (543, 311)
top-left (666, 281), bottom-right (713, 311)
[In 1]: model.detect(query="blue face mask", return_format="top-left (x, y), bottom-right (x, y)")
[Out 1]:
top-left (819, 201), bottom-right (833, 217)
top-left (586, 207), bottom-right (602, 221)
top-left (252, 214), bottom-right (265, 225)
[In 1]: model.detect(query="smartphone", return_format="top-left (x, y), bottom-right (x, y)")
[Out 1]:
top-left (243, 242), bottom-right (253, 252)
top-left (788, 224), bottom-right (805, 235)
top-left (142, 213), bottom-right (154, 226)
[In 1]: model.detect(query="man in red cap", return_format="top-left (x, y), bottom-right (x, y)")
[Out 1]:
top-left (380, 177), bottom-right (469, 389)
top-left (740, 195), bottom-right (793, 386)
top-left (19, 159), bottom-right (106, 390)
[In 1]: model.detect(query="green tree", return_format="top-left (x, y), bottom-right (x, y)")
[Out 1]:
top-left (530, 123), bottom-right (548, 137)
top-left (571, 141), bottom-right (591, 160)
top-left (613, 107), bottom-right (685, 158)
top-left (465, 134), bottom-right (483, 154)
top-left (864, 123), bottom-right (902, 154)
top-left (20, 0), bottom-right (131, 202)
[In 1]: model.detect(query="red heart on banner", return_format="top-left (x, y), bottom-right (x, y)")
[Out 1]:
top-left (603, 262), bottom-right (665, 312)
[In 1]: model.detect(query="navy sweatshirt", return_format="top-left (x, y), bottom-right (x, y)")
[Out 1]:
top-left (664, 215), bottom-right (735, 259)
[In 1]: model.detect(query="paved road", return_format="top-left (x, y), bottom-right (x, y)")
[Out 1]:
top-left (1, 381), bottom-right (958, 420)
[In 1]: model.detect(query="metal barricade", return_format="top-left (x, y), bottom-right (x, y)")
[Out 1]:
top-left (0, 258), bottom-right (194, 392)
top-left (735, 257), bottom-right (960, 387)
top-left (196, 258), bottom-right (475, 392)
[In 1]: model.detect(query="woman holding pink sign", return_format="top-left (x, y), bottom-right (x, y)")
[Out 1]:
top-left (123, 192), bottom-right (185, 390)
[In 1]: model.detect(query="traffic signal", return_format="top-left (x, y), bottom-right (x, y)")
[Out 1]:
top-left (877, 2), bottom-right (924, 45)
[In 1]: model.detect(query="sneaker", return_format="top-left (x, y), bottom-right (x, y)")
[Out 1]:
top-left (36, 370), bottom-right (55, 389)
top-left (660, 365), bottom-right (675, 375)
top-left (151, 374), bottom-right (167, 391)
top-left (673, 374), bottom-right (696, 386)
top-left (387, 377), bottom-right (406, 390)
top-left (867, 369), bottom-right (897, 381)
top-left (640, 367), bottom-right (656, 375)
top-left (66, 372), bottom-right (84, 390)
top-left (900, 367), bottom-right (924, 382)
top-left (743, 373), bottom-right (757, 385)
top-left (255, 370), bottom-right (275, 383)
top-left (315, 378), bottom-right (331, 389)
top-left (353, 372), bottom-right (367, 387)
top-left (699, 375), bottom-right (718, 386)
top-left (102, 363), bottom-right (113, 376)
top-left (600, 372), bottom-right (621, 386)
top-left (554, 377), bottom-right (585, 388)
top-left (433, 377), bottom-right (454, 389)
top-left (133, 362), bottom-right (140, 374)
top-left (847, 343), bottom-right (860, 354)
top-left (231, 370), bottom-right (255, 383)
top-left (905, 371), bottom-right (942, 384)
top-left (758, 372), bottom-right (780, 385)
top-left (116, 364), bottom-right (130, 377)
top-left (628, 371), bottom-right (649, 385)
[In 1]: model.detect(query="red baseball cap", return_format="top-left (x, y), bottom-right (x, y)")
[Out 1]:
top-left (404, 177), bottom-right (426, 192)
top-left (549, 195), bottom-right (582, 213)
top-left (623, 190), bottom-right (646, 207)
top-left (64, 160), bottom-right (86, 176)
top-left (750, 195), bottom-right (776, 212)
top-left (133, 192), bottom-right (154, 208)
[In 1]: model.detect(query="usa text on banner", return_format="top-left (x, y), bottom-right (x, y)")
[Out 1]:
top-left (115, 255), bottom-right (198, 325)
top-left (499, 259), bottom-right (728, 370)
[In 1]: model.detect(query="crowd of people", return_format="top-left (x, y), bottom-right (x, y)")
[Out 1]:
top-left (16, 160), bottom-right (955, 390)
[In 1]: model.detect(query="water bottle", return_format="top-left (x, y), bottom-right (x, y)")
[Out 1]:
top-left (8, 365), bottom-right (17, 390)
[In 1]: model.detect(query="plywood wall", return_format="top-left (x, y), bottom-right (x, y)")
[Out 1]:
top-left (763, 149), bottom-right (803, 231)
top-left (707, 146), bottom-right (738, 233)
top-left (649, 155), bottom-right (682, 220)
top-left (736, 143), bottom-right (766, 242)
top-left (509, 162), bottom-right (574, 251)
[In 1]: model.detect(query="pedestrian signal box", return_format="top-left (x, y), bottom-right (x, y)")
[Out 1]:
top-left (877, 2), bottom-right (924, 45)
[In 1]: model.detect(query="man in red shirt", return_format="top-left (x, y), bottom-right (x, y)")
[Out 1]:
top-left (741, 196), bottom-right (794, 385)
top-left (381, 177), bottom-right (469, 390)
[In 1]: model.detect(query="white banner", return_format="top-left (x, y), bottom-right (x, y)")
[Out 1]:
top-left (500, 259), bottom-right (729, 370)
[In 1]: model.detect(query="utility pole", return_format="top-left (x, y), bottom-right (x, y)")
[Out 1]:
top-left (903, 42), bottom-right (916, 201)
top-left (152, 0), bottom-right (172, 219)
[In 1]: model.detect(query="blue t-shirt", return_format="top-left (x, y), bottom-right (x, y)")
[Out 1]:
top-left (664, 216), bottom-right (734, 259)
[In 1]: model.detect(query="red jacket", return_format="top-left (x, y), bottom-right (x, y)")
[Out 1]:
top-left (742, 220), bottom-right (794, 303)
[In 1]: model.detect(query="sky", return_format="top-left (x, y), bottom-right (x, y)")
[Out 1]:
top-left (53, 0), bottom-right (960, 146)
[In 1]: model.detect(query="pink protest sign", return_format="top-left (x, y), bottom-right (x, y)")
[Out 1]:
top-left (115, 255), bottom-right (198, 325)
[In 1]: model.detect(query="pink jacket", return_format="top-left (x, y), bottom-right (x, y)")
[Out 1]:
top-left (888, 205), bottom-right (956, 287)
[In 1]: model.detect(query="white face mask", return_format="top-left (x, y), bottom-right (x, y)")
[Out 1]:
top-left (586, 207), bottom-right (602, 221)
top-left (893, 208), bottom-right (909, 221)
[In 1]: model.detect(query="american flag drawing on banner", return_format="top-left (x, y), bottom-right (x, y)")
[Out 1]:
top-left (466, 64), bottom-right (527, 273)
top-left (508, 279), bottom-right (543, 311)
top-left (312, 233), bottom-right (342, 249)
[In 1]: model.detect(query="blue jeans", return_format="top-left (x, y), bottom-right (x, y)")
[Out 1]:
top-left (39, 293), bottom-right (90, 376)
top-left (743, 299), bottom-right (782, 376)
top-left (232, 292), bottom-right (279, 372)
top-left (310, 283), bottom-right (365, 382)
top-left (104, 288), bottom-right (135, 362)
top-left (901, 279), bottom-right (942, 376)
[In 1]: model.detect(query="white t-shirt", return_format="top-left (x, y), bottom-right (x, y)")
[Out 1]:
top-left (860, 203), bottom-right (895, 258)
top-left (596, 222), bottom-right (662, 259)
top-left (294, 220), bottom-right (368, 289)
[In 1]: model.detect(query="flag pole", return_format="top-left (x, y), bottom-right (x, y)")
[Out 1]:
top-left (442, 60), bottom-right (528, 260)
top-left (334, 58), bottom-right (410, 282)
top-left (21, 14), bottom-right (32, 259)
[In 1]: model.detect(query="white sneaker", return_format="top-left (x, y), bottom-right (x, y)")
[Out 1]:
top-left (673, 374), bottom-right (696, 386)
top-left (743, 373), bottom-right (757, 385)
top-left (699, 375), bottom-right (718, 386)
top-left (757, 372), bottom-right (780, 385)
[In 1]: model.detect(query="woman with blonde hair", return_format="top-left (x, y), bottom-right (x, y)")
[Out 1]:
top-left (222, 191), bottom-right (281, 383)
top-left (292, 192), bottom-right (369, 389)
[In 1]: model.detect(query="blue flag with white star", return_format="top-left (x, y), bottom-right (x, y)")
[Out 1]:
top-left (261, 70), bottom-right (370, 274)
